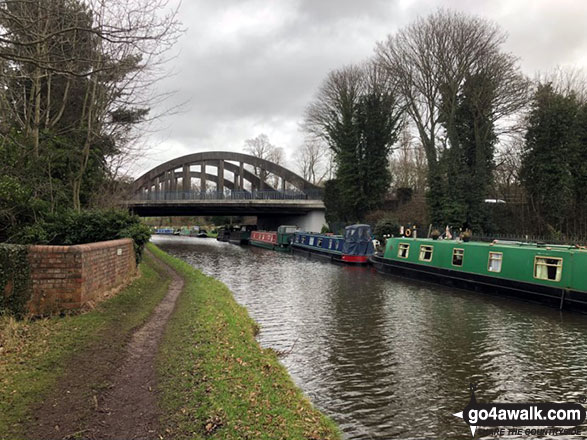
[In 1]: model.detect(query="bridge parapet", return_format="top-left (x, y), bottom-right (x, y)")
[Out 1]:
top-left (132, 189), bottom-right (324, 201)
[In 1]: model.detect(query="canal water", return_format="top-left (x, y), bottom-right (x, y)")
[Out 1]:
top-left (153, 236), bottom-right (587, 439)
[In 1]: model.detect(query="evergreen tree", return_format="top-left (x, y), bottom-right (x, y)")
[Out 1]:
top-left (305, 63), bottom-right (402, 223)
top-left (440, 73), bottom-right (498, 232)
top-left (520, 84), bottom-right (579, 234)
top-left (571, 103), bottom-right (587, 235)
top-left (355, 87), bottom-right (403, 215)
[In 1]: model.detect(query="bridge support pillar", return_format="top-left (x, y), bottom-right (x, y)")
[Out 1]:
top-left (256, 209), bottom-right (326, 233)
top-left (218, 160), bottom-right (224, 195)
top-left (240, 162), bottom-right (245, 190)
top-left (182, 164), bottom-right (190, 195)
top-left (200, 162), bottom-right (207, 195)
top-left (162, 172), bottom-right (169, 198)
top-left (170, 171), bottom-right (177, 193)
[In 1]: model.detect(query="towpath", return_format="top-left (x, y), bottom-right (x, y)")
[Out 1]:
top-left (27, 250), bottom-right (183, 440)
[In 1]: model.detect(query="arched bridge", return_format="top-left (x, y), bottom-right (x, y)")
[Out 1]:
top-left (127, 151), bottom-right (325, 230)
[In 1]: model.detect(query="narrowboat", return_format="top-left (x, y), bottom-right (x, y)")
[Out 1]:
top-left (216, 227), bottom-right (232, 242)
top-left (291, 224), bottom-right (375, 264)
top-left (155, 227), bottom-right (174, 235)
top-left (229, 225), bottom-right (257, 245)
top-left (370, 237), bottom-right (587, 311)
top-left (250, 225), bottom-right (298, 251)
top-left (188, 226), bottom-right (208, 237)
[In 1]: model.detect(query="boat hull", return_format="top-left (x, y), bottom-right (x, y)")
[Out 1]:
top-left (370, 254), bottom-right (587, 312)
top-left (249, 240), bottom-right (289, 252)
top-left (291, 245), bottom-right (369, 265)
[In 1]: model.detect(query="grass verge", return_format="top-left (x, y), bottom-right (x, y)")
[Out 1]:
top-left (0, 251), bottom-right (171, 438)
top-left (152, 243), bottom-right (341, 440)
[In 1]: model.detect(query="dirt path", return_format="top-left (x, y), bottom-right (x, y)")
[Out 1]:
top-left (90, 252), bottom-right (184, 439)
top-left (28, 251), bottom-right (184, 440)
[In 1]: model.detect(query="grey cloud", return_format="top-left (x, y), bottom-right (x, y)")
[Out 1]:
top-left (136, 0), bottom-right (587, 176)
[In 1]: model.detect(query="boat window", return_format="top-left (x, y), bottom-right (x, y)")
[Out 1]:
top-left (359, 228), bottom-right (371, 241)
top-left (488, 252), bottom-right (502, 272)
top-left (317, 238), bottom-right (323, 247)
top-left (309, 237), bottom-right (314, 246)
top-left (398, 243), bottom-right (410, 258)
top-left (452, 248), bottom-right (464, 266)
top-left (328, 239), bottom-right (332, 249)
top-left (419, 245), bottom-right (433, 262)
top-left (295, 235), bottom-right (299, 243)
top-left (534, 257), bottom-right (562, 282)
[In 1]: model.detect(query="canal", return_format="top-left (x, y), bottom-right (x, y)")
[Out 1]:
top-left (153, 236), bottom-right (587, 439)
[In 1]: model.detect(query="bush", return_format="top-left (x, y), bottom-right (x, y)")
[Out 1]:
top-left (10, 209), bottom-right (151, 264)
top-left (0, 245), bottom-right (31, 317)
top-left (374, 217), bottom-right (400, 241)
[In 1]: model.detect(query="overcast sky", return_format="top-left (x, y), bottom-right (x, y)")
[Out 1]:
top-left (133, 0), bottom-right (587, 178)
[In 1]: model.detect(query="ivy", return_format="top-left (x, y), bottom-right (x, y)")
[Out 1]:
top-left (0, 244), bottom-right (31, 318)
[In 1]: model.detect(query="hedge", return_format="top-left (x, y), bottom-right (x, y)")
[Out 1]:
top-left (9, 209), bottom-right (151, 264)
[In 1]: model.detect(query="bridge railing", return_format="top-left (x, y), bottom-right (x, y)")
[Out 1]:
top-left (132, 189), bottom-right (324, 201)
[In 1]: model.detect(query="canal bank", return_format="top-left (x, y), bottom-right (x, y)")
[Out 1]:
top-left (152, 244), bottom-right (341, 439)
top-left (155, 235), bottom-right (587, 439)
top-left (0, 243), bottom-right (340, 439)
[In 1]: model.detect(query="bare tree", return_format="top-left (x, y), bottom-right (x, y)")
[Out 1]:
top-left (303, 61), bottom-right (403, 220)
top-left (303, 64), bottom-right (365, 152)
top-left (389, 125), bottom-right (427, 194)
top-left (536, 66), bottom-right (587, 103)
top-left (376, 9), bottom-right (529, 224)
top-left (243, 133), bottom-right (285, 189)
top-left (0, 0), bottom-right (182, 210)
top-left (297, 139), bottom-right (329, 185)
top-left (493, 135), bottom-right (525, 202)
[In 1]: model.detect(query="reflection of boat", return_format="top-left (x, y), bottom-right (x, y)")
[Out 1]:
top-left (250, 225), bottom-right (297, 251)
top-left (229, 225), bottom-right (257, 245)
top-left (291, 224), bottom-right (374, 264)
top-left (370, 237), bottom-right (587, 311)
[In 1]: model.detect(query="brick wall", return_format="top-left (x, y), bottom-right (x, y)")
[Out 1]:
top-left (27, 239), bottom-right (137, 315)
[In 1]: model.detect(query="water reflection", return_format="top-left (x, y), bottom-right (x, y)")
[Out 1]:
top-left (154, 236), bottom-right (587, 439)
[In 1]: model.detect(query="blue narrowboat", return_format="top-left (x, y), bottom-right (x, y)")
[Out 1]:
top-left (291, 224), bottom-right (375, 264)
top-left (155, 227), bottom-right (174, 235)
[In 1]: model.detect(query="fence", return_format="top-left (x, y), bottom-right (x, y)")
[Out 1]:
top-left (133, 189), bottom-right (324, 201)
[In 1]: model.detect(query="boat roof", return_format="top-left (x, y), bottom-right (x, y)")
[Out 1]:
top-left (345, 224), bottom-right (371, 230)
top-left (391, 237), bottom-right (587, 252)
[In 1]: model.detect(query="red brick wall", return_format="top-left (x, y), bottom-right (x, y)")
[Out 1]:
top-left (27, 239), bottom-right (137, 316)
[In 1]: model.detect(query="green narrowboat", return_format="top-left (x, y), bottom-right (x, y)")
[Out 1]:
top-left (370, 237), bottom-right (587, 311)
top-left (249, 225), bottom-right (298, 251)
top-left (229, 225), bottom-right (257, 245)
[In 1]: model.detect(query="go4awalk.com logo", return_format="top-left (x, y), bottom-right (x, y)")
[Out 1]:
top-left (453, 384), bottom-right (586, 437)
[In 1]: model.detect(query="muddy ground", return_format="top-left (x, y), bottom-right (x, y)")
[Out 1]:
top-left (26, 251), bottom-right (184, 440)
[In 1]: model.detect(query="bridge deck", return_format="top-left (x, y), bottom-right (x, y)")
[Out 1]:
top-left (126, 198), bottom-right (325, 217)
